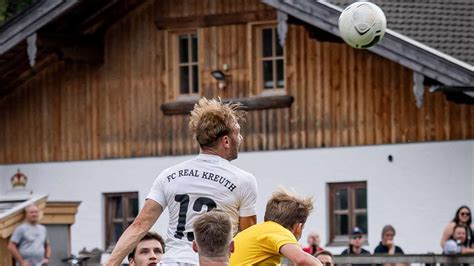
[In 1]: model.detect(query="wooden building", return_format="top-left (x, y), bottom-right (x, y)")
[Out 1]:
top-left (0, 0), bottom-right (472, 260)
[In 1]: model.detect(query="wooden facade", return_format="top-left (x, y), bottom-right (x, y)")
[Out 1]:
top-left (0, 0), bottom-right (472, 164)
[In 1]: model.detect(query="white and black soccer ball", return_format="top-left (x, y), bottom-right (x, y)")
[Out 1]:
top-left (338, 1), bottom-right (387, 49)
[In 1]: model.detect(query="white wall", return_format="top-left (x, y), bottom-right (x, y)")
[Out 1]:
top-left (1, 140), bottom-right (473, 255)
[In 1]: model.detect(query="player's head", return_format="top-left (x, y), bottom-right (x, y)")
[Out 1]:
top-left (192, 210), bottom-right (234, 260)
top-left (264, 187), bottom-right (314, 240)
top-left (315, 250), bottom-right (334, 266)
top-left (189, 98), bottom-right (245, 161)
top-left (128, 231), bottom-right (165, 266)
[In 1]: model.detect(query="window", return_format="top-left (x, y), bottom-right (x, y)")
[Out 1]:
top-left (172, 31), bottom-right (199, 96)
top-left (104, 192), bottom-right (139, 249)
top-left (328, 182), bottom-right (367, 244)
top-left (253, 25), bottom-right (285, 92)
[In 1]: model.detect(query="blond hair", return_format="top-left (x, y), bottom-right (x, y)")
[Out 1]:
top-left (193, 210), bottom-right (233, 257)
top-left (264, 188), bottom-right (314, 230)
top-left (189, 98), bottom-right (245, 148)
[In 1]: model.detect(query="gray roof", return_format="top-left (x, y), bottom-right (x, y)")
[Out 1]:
top-left (329, 0), bottom-right (474, 66)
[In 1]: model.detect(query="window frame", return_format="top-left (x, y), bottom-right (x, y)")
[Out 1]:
top-left (104, 192), bottom-right (139, 249)
top-left (167, 29), bottom-right (200, 100)
top-left (328, 181), bottom-right (368, 245)
top-left (249, 22), bottom-right (286, 96)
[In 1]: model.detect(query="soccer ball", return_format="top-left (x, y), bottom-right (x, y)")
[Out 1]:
top-left (338, 2), bottom-right (387, 49)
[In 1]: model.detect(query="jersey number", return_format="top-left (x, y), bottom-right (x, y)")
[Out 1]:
top-left (174, 194), bottom-right (217, 241)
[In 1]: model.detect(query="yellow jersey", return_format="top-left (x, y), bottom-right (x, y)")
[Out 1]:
top-left (230, 221), bottom-right (299, 265)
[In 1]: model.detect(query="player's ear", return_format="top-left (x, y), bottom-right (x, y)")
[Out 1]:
top-left (292, 223), bottom-right (303, 240)
top-left (192, 240), bottom-right (198, 253)
top-left (222, 135), bottom-right (230, 147)
top-left (129, 258), bottom-right (135, 266)
top-left (229, 240), bottom-right (235, 254)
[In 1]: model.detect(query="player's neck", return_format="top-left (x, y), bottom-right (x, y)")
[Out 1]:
top-left (201, 147), bottom-right (229, 160)
top-left (198, 256), bottom-right (230, 266)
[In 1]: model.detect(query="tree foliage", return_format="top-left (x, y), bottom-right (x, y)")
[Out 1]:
top-left (0, 0), bottom-right (36, 25)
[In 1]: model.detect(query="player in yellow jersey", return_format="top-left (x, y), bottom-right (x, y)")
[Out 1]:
top-left (230, 188), bottom-right (322, 266)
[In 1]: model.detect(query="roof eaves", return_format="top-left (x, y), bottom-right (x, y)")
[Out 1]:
top-left (0, 0), bottom-right (79, 55)
top-left (318, 0), bottom-right (473, 72)
top-left (262, 0), bottom-right (474, 86)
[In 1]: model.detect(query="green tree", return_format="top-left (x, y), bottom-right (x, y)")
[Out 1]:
top-left (0, 0), bottom-right (35, 25)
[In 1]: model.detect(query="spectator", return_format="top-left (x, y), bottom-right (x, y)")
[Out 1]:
top-left (374, 225), bottom-right (404, 254)
top-left (315, 250), bottom-right (334, 266)
top-left (230, 188), bottom-right (322, 265)
top-left (303, 232), bottom-right (324, 255)
top-left (441, 206), bottom-right (473, 249)
top-left (341, 227), bottom-right (370, 255)
top-left (193, 210), bottom-right (233, 265)
top-left (127, 231), bottom-right (165, 266)
top-left (7, 204), bottom-right (51, 266)
top-left (443, 225), bottom-right (474, 254)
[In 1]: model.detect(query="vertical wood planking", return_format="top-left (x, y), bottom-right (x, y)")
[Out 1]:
top-left (0, 1), bottom-right (472, 164)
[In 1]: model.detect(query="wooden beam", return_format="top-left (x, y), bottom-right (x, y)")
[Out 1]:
top-left (304, 23), bottom-right (343, 43)
top-left (41, 201), bottom-right (81, 225)
top-left (161, 95), bottom-right (294, 115)
top-left (0, 238), bottom-right (12, 266)
top-left (334, 254), bottom-right (474, 264)
top-left (0, 53), bottom-right (58, 102)
top-left (39, 33), bottom-right (104, 64)
top-left (155, 10), bottom-right (276, 30)
top-left (79, 0), bottom-right (146, 35)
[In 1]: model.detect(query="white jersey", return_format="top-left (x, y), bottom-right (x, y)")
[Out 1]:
top-left (146, 154), bottom-right (258, 265)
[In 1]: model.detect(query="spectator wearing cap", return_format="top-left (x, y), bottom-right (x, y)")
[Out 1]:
top-left (373, 225), bottom-right (404, 254)
top-left (341, 227), bottom-right (370, 255)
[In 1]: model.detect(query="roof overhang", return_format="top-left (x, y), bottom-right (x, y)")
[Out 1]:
top-left (0, 194), bottom-right (48, 238)
top-left (0, 0), bottom-right (79, 55)
top-left (261, 0), bottom-right (474, 86)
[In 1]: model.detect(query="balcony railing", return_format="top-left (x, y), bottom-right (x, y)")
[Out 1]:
top-left (283, 254), bottom-right (474, 265)
top-left (334, 254), bottom-right (474, 264)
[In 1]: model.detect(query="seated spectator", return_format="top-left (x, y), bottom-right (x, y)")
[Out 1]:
top-left (374, 225), bottom-right (404, 254)
top-left (128, 231), bottom-right (165, 266)
top-left (230, 188), bottom-right (322, 265)
top-left (315, 250), bottom-right (334, 266)
top-left (443, 225), bottom-right (474, 254)
top-left (341, 227), bottom-right (370, 255)
top-left (303, 232), bottom-right (324, 255)
top-left (441, 205), bottom-right (473, 249)
top-left (193, 210), bottom-right (234, 265)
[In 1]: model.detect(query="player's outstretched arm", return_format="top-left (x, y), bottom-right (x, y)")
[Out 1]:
top-left (280, 243), bottom-right (323, 266)
top-left (239, 215), bottom-right (256, 231)
top-left (105, 199), bottom-right (163, 266)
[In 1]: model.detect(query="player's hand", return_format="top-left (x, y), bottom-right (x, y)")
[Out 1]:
top-left (42, 258), bottom-right (49, 265)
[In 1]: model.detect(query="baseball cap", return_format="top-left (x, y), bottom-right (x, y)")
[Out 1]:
top-left (351, 227), bottom-right (363, 235)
